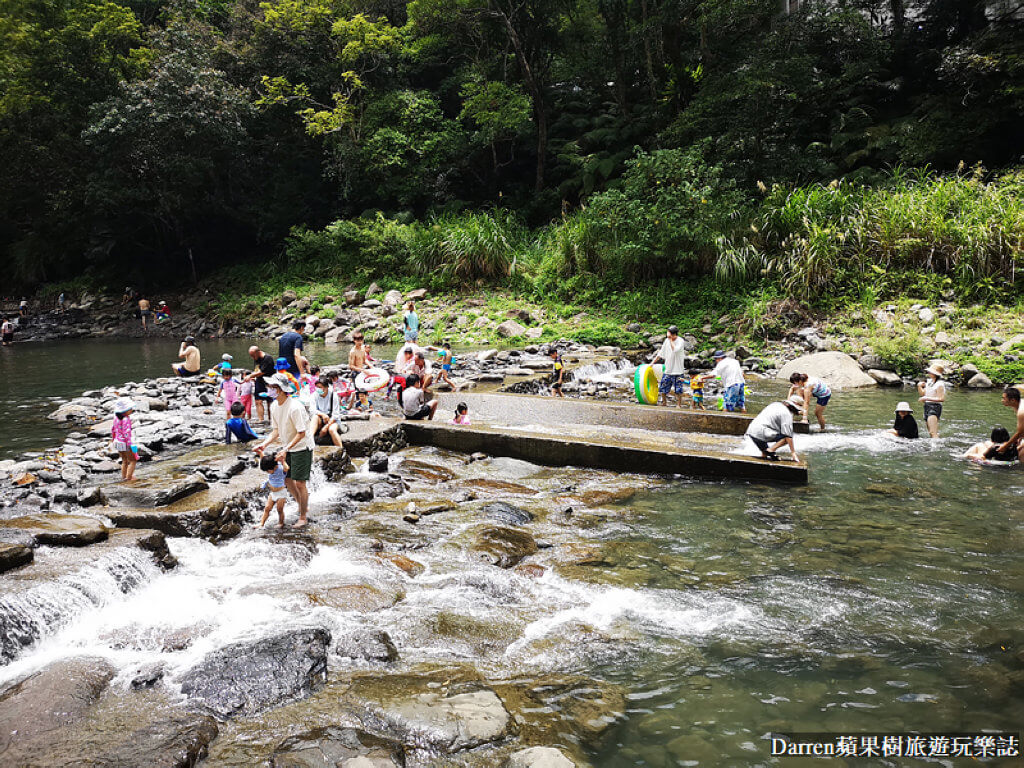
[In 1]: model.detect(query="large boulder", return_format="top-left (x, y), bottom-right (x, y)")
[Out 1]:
top-left (777, 352), bottom-right (877, 389)
top-left (0, 657), bottom-right (115, 756)
top-left (967, 372), bottom-right (994, 389)
top-left (383, 290), bottom-right (403, 307)
top-left (179, 628), bottom-right (330, 718)
top-left (497, 320), bottom-right (527, 338)
top-left (272, 726), bottom-right (404, 768)
top-left (867, 369), bottom-right (902, 387)
top-left (405, 288), bottom-right (428, 301)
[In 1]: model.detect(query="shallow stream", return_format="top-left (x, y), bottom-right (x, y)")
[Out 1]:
top-left (0, 340), bottom-right (1022, 765)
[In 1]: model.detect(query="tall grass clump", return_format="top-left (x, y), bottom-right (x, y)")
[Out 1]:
top-left (409, 209), bottom-right (528, 285)
top-left (720, 166), bottom-right (1024, 301)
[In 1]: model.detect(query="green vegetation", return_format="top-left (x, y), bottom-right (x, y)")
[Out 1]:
top-left (2, 0), bottom-right (1023, 299)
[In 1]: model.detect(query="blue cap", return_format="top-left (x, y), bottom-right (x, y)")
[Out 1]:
top-left (274, 357), bottom-right (289, 370)
top-left (713, 350), bottom-right (726, 358)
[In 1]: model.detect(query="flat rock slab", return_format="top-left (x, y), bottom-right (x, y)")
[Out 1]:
top-left (179, 628), bottom-right (330, 718)
top-left (102, 474), bottom-right (209, 508)
top-left (0, 514), bottom-right (108, 547)
top-left (507, 746), bottom-right (579, 768)
top-left (0, 657), bottom-right (115, 756)
top-left (0, 542), bottom-right (33, 573)
top-left (349, 677), bottom-right (512, 753)
top-left (272, 726), bottom-right (405, 768)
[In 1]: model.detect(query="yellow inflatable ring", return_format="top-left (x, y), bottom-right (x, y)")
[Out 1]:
top-left (634, 364), bottom-right (661, 405)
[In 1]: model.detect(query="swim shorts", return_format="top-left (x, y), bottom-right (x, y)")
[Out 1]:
top-left (723, 383), bottom-right (746, 412)
top-left (176, 367), bottom-right (200, 378)
top-left (815, 394), bottom-right (832, 407)
top-left (658, 374), bottom-right (685, 395)
top-left (442, 364), bottom-right (452, 372)
top-left (286, 448), bottom-right (312, 482)
top-left (923, 402), bottom-right (942, 420)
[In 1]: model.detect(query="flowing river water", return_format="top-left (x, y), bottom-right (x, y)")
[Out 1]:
top-left (0, 339), bottom-right (1022, 766)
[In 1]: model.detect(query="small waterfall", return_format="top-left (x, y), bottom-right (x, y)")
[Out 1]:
top-left (569, 358), bottom-right (635, 384)
top-left (0, 547), bottom-right (159, 665)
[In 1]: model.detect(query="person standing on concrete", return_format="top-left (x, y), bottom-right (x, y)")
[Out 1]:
top-left (254, 373), bottom-right (315, 528)
top-left (278, 319), bottom-right (306, 377)
top-left (651, 325), bottom-right (687, 407)
top-left (704, 350), bottom-right (747, 413)
top-left (745, 396), bottom-right (804, 462)
top-left (246, 345), bottom-right (277, 423)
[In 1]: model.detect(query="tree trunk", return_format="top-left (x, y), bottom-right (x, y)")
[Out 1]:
top-left (889, 0), bottom-right (904, 33)
top-left (640, 0), bottom-right (658, 100)
top-left (494, 9), bottom-right (547, 190)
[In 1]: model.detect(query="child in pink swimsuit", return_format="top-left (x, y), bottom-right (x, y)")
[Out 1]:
top-left (110, 399), bottom-right (137, 481)
top-left (216, 368), bottom-right (241, 415)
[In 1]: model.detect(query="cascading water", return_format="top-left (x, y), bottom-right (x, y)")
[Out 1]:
top-left (0, 546), bottom-right (159, 666)
top-left (569, 358), bottom-right (635, 385)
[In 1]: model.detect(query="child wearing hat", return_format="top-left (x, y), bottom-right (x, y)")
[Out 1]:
top-left (110, 399), bottom-right (137, 481)
top-left (918, 364), bottom-right (946, 438)
top-left (889, 401), bottom-right (919, 439)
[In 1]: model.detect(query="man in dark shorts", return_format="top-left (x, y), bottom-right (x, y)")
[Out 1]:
top-left (277, 319), bottom-right (306, 377)
top-left (253, 373), bottom-right (315, 528)
top-left (1, 316), bottom-right (14, 346)
top-left (246, 345), bottom-right (278, 423)
top-left (172, 337), bottom-right (201, 376)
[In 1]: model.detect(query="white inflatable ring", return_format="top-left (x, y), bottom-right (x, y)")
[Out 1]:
top-left (355, 367), bottom-right (390, 392)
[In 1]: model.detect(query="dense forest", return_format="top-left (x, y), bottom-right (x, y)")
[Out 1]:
top-left (1, 0), bottom-right (1022, 296)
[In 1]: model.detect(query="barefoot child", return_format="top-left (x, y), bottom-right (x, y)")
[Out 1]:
top-left (689, 372), bottom-right (705, 410)
top-left (452, 402), bottom-right (470, 425)
top-left (111, 399), bottom-right (137, 481)
top-left (437, 342), bottom-right (456, 389)
top-left (216, 368), bottom-right (241, 415)
top-left (259, 454), bottom-right (289, 528)
top-left (225, 401), bottom-right (260, 444)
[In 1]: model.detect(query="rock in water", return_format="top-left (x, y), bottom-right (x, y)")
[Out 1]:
top-left (506, 746), bottom-right (579, 768)
top-left (481, 501), bottom-right (533, 526)
top-left (272, 726), bottom-right (405, 767)
top-left (179, 628), bottom-right (330, 718)
top-left (0, 657), bottom-right (115, 755)
top-left (372, 688), bottom-right (511, 752)
top-left (777, 352), bottom-right (877, 389)
top-left (967, 372), bottom-right (994, 389)
top-left (334, 629), bottom-right (400, 663)
top-left (474, 526), bottom-right (539, 568)
top-left (0, 514), bottom-right (108, 547)
top-left (368, 452), bottom-right (390, 473)
top-left (0, 542), bottom-right (33, 574)
top-left (867, 369), bottom-right (902, 387)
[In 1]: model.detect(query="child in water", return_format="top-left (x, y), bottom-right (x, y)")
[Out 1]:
top-left (259, 454), bottom-right (290, 528)
top-left (689, 372), bottom-right (705, 410)
top-left (353, 390), bottom-right (374, 414)
top-left (437, 342), bottom-right (456, 389)
top-left (110, 399), bottom-right (137, 482)
top-left (452, 402), bottom-right (471, 425)
top-left (238, 373), bottom-right (254, 418)
top-left (225, 401), bottom-right (259, 444)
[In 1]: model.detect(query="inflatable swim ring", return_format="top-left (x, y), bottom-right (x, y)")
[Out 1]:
top-left (633, 364), bottom-right (662, 405)
top-left (355, 367), bottom-right (390, 393)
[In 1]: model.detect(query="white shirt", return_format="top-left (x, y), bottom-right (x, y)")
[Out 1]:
top-left (270, 396), bottom-right (315, 452)
top-left (746, 402), bottom-right (795, 441)
top-left (658, 337), bottom-right (686, 376)
top-left (713, 357), bottom-right (745, 389)
top-left (923, 379), bottom-right (945, 401)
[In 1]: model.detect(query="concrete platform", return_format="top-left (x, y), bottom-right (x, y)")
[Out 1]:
top-left (433, 393), bottom-right (810, 436)
top-left (409, 393), bottom-right (809, 484)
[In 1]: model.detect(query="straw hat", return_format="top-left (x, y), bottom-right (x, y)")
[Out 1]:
top-left (925, 363), bottom-right (945, 377)
top-left (895, 401), bottom-right (913, 413)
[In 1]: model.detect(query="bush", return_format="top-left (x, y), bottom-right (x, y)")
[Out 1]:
top-left (408, 210), bottom-right (529, 285)
top-left (868, 331), bottom-right (929, 377)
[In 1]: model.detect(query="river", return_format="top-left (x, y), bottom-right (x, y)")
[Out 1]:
top-left (0, 338), bottom-right (1021, 765)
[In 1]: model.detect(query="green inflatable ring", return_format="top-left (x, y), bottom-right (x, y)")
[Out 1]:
top-left (634, 364), bottom-right (661, 405)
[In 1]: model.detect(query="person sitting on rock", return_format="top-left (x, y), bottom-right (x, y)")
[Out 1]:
top-left (172, 337), bottom-right (201, 377)
top-left (889, 401), bottom-right (919, 439)
top-left (402, 374), bottom-right (438, 421)
top-left (310, 377), bottom-right (345, 447)
top-left (745, 396), bottom-right (803, 462)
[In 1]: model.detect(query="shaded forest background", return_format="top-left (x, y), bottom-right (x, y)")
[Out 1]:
top-left (1, 0), bottom-right (1022, 296)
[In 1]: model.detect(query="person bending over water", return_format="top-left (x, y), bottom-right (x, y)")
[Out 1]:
top-left (917, 364), bottom-right (946, 438)
top-left (744, 396), bottom-right (803, 462)
top-left (788, 372), bottom-right (832, 431)
top-left (997, 385), bottom-right (1024, 462)
top-left (889, 401), bottom-right (919, 439)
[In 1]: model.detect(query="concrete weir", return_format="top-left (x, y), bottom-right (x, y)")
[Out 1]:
top-left (405, 393), bottom-right (809, 484)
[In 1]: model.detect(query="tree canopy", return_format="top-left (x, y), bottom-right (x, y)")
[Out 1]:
top-left (1, 0), bottom-right (1021, 288)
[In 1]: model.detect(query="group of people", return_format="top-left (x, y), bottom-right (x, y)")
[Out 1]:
top-left (651, 327), bottom-right (748, 413)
